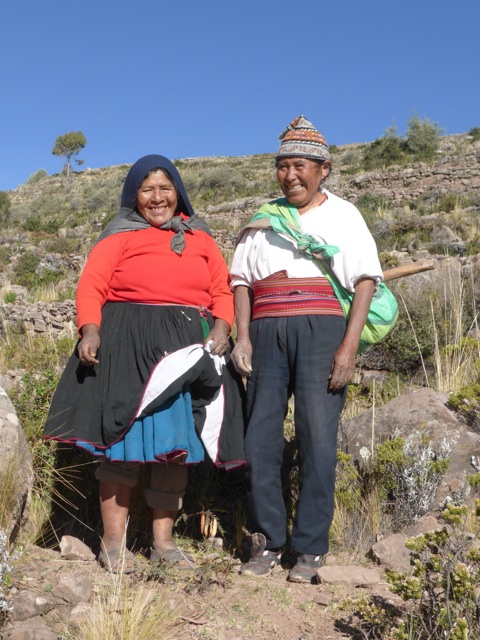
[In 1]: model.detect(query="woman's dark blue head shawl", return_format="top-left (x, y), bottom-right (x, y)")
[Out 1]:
top-left (94, 154), bottom-right (210, 251)
top-left (120, 154), bottom-right (194, 217)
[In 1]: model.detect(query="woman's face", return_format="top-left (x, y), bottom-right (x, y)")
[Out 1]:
top-left (276, 157), bottom-right (331, 214)
top-left (136, 170), bottom-right (178, 226)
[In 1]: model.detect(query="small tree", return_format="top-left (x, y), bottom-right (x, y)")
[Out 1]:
top-left (0, 191), bottom-right (11, 225)
top-left (52, 131), bottom-right (87, 177)
top-left (406, 113), bottom-right (443, 161)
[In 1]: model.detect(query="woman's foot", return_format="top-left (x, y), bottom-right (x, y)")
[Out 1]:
top-left (98, 539), bottom-right (136, 574)
top-left (150, 544), bottom-right (196, 570)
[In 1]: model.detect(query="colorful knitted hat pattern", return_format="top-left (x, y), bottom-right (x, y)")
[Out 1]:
top-left (276, 115), bottom-right (330, 162)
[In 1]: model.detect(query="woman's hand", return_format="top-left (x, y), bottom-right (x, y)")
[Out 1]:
top-left (78, 324), bottom-right (100, 366)
top-left (230, 338), bottom-right (253, 376)
top-left (204, 319), bottom-right (230, 356)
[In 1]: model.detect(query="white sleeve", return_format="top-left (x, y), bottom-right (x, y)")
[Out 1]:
top-left (331, 211), bottom-right (383, 292)
top-left (229, 230), bottom-right (259, 289)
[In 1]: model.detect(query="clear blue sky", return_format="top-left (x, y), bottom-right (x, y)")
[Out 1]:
top-left (1, 0), bottom-right (478, 191)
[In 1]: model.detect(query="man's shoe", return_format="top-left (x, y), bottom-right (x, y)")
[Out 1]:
top-left (240, 533), bottom-right (282, 577)
top-left (287, 553), bottom-right (323, 584)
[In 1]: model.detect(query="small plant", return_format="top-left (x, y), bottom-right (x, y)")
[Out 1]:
top-left (406, 112), bottom-right (443, 161)
top-left (2, 290), bottom-right (16, 304)
top-left (26, 169), bottom-right (48, 185)
top-left (331, 432), bottom-right (452, 558)
top-left (0, 530), bottom-right (20, 619)
top-left (71, 573), bottom-right (183, 639)
top-left (0, 191), bottom-right (11, 225)
top-left (448, 383), bottom-right (480, 432)
top-left (468, 127), bottom-right (480, 142)
top-left (342, 502), bottom-right (480, 639)
top-left (372, 431), bottom-right (452, 530)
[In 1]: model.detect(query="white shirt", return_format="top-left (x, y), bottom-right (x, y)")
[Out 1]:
top-left (229, 190), bottom-right (383, 293)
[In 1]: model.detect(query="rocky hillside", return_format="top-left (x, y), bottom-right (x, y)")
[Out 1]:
top-left (1, 132), bottom-right (479, 349)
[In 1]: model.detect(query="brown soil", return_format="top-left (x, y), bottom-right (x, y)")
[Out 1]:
top-left (5, 543), bottom-right (397, 639)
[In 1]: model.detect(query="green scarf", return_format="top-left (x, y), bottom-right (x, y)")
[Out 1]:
top-left (246, 198), bottom-right (339, 261)
top-left (242, 198), bottom-right (399, 353)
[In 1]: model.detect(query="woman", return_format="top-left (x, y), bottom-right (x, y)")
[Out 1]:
top-left (229, 116), bottom-right (383, 583)
top-left (45, 154), bottom-right (245, 573)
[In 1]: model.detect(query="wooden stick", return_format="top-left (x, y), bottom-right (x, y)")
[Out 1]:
top-left (383, 259), bottom-right (435, 282)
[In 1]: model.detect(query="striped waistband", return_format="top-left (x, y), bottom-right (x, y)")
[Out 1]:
top-left (252, 270), bottom-right (343, 320)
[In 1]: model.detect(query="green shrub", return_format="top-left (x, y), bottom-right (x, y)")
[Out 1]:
top-left (468, 127), bottom-right (480, 142)
top-left (0, 191), bottom-right (11, 224)
top-left (435, 192), bottom-right (469, 213)
top-left (406, 113), bottom-right (443, 161)
top-left (12, 252), bottom-right (64, 291)
top-left (363, 135), bottom-right (408, 170)
top-left (26, 169), bottom-right (48, 185)
top-left (343, 503), bottom-right (480, 639)
top-left (13, 252), bottom-right (41, 287)
top-left (22, 214), bottom-right (61, 234)
top-left (379, 252), bottom-right (400, 270)
top-left (2, 291), bottom-right (16, 304)
top-left (41, 236), bottom-right (82, 255)
top-left (448, 382), bottom-right (480, 430)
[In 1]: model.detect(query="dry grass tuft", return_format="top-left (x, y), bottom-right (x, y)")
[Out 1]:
top-left (73, 575), bottom-right (184, 640)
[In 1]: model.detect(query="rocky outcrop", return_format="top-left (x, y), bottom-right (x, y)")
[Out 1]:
top-left (341, 388), bottom-right (480, 512)
top-left (0, 387), bottom-right (33, 544)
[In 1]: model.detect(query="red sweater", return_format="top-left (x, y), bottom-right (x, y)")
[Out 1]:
top-left (76, 226), bottom-right (233, 330)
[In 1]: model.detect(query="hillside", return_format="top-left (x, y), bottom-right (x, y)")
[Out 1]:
top-left (3, 133), bottom-right (480, 262)
top-left (1, 132), bottom-right (479, 372)
top-left (2, 134), bottom-right (480, 639)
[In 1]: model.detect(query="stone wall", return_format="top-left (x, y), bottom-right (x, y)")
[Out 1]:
top-left (1, 300), bottom-right (76, 337)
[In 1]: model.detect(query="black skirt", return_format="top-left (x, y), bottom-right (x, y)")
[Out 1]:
top-left (44, 303), bottom-right (246, 467)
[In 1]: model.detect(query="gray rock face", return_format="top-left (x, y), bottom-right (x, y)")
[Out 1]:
top-left (59, 535), bottom-right (96, 561)
top-left (317, 565), bottom-right (382, 586)
top-left (10, 591), bottom-right (55, 621)
top-left (341, 388), bottom-right (480, 511)
top-left (370, 533), bottom-right (412, 573)
top-left (0, 386), bottom-right (33, 544)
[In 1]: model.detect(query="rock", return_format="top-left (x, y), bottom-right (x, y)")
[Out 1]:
top-left (317, 565), bottom-right (382, 586)
top-left (370, 533), bottom-right (411, 572)
top-left (342, 388), bottom-right (480, 510)
top-left (315, 592), bottom-right (331, 606)
top-left (431, 225), bottom-right (462, 245)
top-left (10, 590), bottom-right (55, 621)
top-left (0, 386), bottom-right (33, 544)
top-left (207, 536), bottom-right (224, 550)
top-left (59, 536), bottom-right (96, 561)
top-left (406, 515), bottom-right (443, 536)
top-left (52, 571), bottom-right (93, 605)
top-left (6, 616), bottom-right (58, 640)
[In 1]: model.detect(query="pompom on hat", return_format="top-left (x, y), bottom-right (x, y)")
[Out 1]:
top-left (276, 115), bottom-right (330, 162)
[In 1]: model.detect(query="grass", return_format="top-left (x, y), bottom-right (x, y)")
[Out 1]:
top-left (0, 440), bottom-right (32, 542)
top-left (431, 268), bottom-right (480, 392)
top-left (271, 587), bottom-right (293, 611)
top-left (70, 573), bottom-right (184, 640)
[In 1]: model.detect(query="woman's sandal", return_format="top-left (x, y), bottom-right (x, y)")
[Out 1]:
top-left (150, 546), bottom-right (196, 570)
top-left (98, 546), bottom-right (136, 574)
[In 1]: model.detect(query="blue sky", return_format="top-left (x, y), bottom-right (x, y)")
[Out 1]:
top-left (1, 0), bottom-right (478, 191)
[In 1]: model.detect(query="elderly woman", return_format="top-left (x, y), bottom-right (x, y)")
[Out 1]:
top-left (45, 154), bottom-right (244, 573)
top-left (230, 116), bottom-right (383, 583)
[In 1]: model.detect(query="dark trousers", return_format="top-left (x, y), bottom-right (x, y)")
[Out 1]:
top-left (245, 314), bottom-right (347, 555)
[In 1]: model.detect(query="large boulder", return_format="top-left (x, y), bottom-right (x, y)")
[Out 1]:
top-left (0, 386), bottom-right (33, 543)
top-left (341, 388), bottom-right (480, 510)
